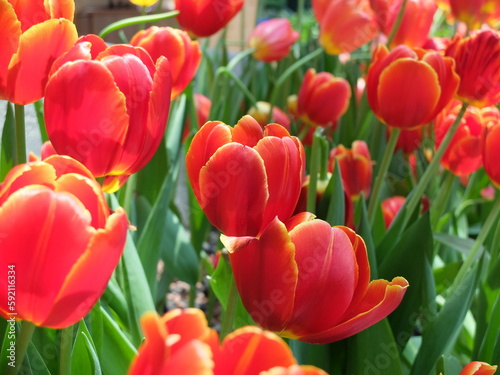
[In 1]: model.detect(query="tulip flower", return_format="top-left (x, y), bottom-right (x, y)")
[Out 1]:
top-left (329, 140), bottom-right (373, 201)
top-left (0, 156), bottom-right (128, 328)
top-left (312, 0), bottom-right (378, 55)
top-left (248, 18), bottom-right (299, 63)
top-left (296, 68), bottom-right (351, 129)
top-left (381, 196), bottom-right (406, 229)
top-left (247, 102), bottom-right (291, 130)
top-left (0, 0), bottom-right (78, 104)
top-left (222, 214), bottom-right (409, 344)
top-left (183, 93), bottom-right (212, 141)
top-left (186, 115), bottom-right (304, 237)
top-left (459, 361), bottom-right (498, 375)
top-left (446, 30), bottom-right (500, 108)
top-left (367, 45), bottom-right (459, 129)
top-left (371, 0), bottom-right (437, 48)
top-left (130, 26), bottom-right (202, 99)
top-left (174, 0), bottom-right (244, 38)
top-left (44, 35), bottom-right (172, 193)
top-left (262, 365), bottom-right (329, 375)
top-left (449, 0), bottom-right (500, 29)
top-left (435, 100), bottom-right (499, 176)
top-left (483, 118), bottom-right (500, 187)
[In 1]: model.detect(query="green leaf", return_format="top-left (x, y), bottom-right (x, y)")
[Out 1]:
top-left (136, 137), bottom-right (168, 207)
top-left (356, 199), bottom-right (378, 279)
top-left (317, 159), bottom-right (344, 226)
top-left (209, 255), bottom-right (254, 329)
top-left (433, 233), bottom-right (477, 255)
top-left (289, 340), bottom-right (335, 373)
top-left (98, 11), bottom-right (179, 38)
top-left (410, 262), bottom-right (480, 375)
top-left (436, 355), bottom-right (463, 375)
top-left (346, 319), bottom-right (403, 375)
top-left (24, 341), bottom-right (52, 375)
top-left (477, 286), bottom-right (500, 362)
top-left (71, 322), bottom-right (102, 375)
top-left (0, 102), bottom-right (15, 181)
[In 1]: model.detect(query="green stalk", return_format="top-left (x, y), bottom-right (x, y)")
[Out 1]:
top-left (6, 321), bottom-right (36, 375)
top-left (386, 0), bottom-right (408, 46)
top-left (14, 104), bottom-right (26, 165)
top-left (430, 171), bottom-right (456, 229)
top-left (120, 173), bottom-right (137, 215)
top-left (59, 324), bottom-right (75, 375)
top-left (220, 272), bottom-right (239, 340)
top-left (297, 0), bottom-right (306, 27)
top-left (448, 194), bottom-right (500, 296)
top-left (367, 128), bottom-right (401, 224)
top-left (307, 130), bottom-right (322, 213)
top-left (402, 103), bottom-right (468, 229)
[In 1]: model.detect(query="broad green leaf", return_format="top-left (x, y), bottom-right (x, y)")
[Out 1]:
top-left (433, 233), bottom-right (477, 255)
top-left (136, 137), bottom-right (168, 207)
top-left (436, 355), bottom-right (463, 375)
top-left (165, 95), bottom-right (186, 166)
top-left (102, 277), bottom-right (129, 327)
top-left (289, 340), bottom-right (335, 373)
top-left (71, 322), bottom-right (102, 375)
top-left (0, 102), bottom-right (15, 181)
top-left (410, 263), bottom-right (480, 375)
top-left (477, 286), bottom-right (500, 362)
top-left (23, 341), bottom-right (52, 375)
top-left (356, 199), bottom-right (378, 279)
top-left (317, 159), bottom-right (344, 226)
top-left (346, 319), bottom-right (403, 375)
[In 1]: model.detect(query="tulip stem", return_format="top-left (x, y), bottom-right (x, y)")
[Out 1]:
top-left (6, 321), bottom-right (36, 375)
top-left (367, 127), bottom-right (401, 224)
top-left (386, 0), bottom-right (408, 47)
top-left (448, 191), bottom-right (500, 296)
top-left (14, 104), bottom-right (26, 165)
top-left (220, 271), bottom-right (239, 339)
top-left (268, 47), bottom-right (324, 123)
top-left (59, 324), bottom-right (75, 375)
top-left (402, 103), bottom-right (468, 230)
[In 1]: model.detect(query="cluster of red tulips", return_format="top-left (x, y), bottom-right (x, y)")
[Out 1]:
top-left (1, 0), bottom-right (500, 374)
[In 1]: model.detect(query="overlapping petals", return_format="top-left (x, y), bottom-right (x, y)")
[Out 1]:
top-left (222, 214), bottom-right (409, 344)
top-left (459, 361), bottom-right (498, 375)
top-left (0, 156), bottom-right (128, 328)
top-left (44, 35), bottom-right (172, 193)
top-left (186, 115), bottom-right (304, 237)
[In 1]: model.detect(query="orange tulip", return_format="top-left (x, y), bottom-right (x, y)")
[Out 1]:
top-left (435, 100), bottom-right (499, 176)
top-left (262, 365), bottom-right (329, 375)
top-left (130, 26), bottom-right (201, 100)
top-left (297, 68), bottom-right (351, 129)
top-left (174, 0), bottom-right (244, 38)
top-left (313, 0), bottom-right (378, 55)
top-left (0, 156), bottom-right (128, 328)
top-left (0, 0), bottom-right (77, 104)
top-left (44, 35), bottom-right (172, 193)
top-left (483, 116), bottom-right (500, 188)
top-left (249, 18), bottom-right (299, 63)
top-left (449, 0), bottom-right (500, 29)
top-left (370, 0), bottom-right (437, 48)
top-left (381, 196), bottom-right (406, 229)
top-left (186, 115), bottom-right (304, 237)
top-left (222, 213), bottom-right (409, 344)
top-left (446, 29), bottom-right (500, 108)
top-left (329, 140), bottom-right (373, 201)
top-left (247, 102), bottom-right (291, 131)
top-left (367, 45), bottom-right (459, 129)
top-left (459, 361), bottom-right (498, 375)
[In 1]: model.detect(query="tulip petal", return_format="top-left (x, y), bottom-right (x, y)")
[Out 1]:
top-left (232, 115), bottom-right (265, 147)
top-left (44, 60), bottom-right (129, 177)
top-left (8, 0), bottom-right (49, 31)
top-left (6, 19), bottom-right (78, 104)
top-left (42, 209), bottom-right (128, 328)
top-left (199, 143), bottom-right (268, 236)
top-left (44, 155), bottom-right (95, 180)
top-left (262, 364), bottom-right (329, 375)
top-left (47, 0), bottom-right (75, 21)
top-left (0, 187), bottom-right (94, 325)
top-left (286, 224), bottom-right (358, 336)
top-left (298, 277), bottom-right (408, 344)
top-left (223, 218), bottom-right (298, 332)
top-left (216, 326), bottom-right (296, 375)
top-left (460, 361), bottom-right (498, 375)
top-left (164, 340), bottom-right (214, 374)
top-left (376, 58), bottom-right (440, 128)
top-left (0, 0), bottom-right (21, 99)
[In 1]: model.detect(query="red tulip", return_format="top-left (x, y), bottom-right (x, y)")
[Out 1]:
top-left (44, 35), bottom-right (172, 193)
top-left (446, 29), bottom-right (500, 108)
top-left (367, 45), bottom-right (459, 129)
top-left (247, 101), bottom-right (291, 131)
top-left (329, 140), bottom-right (373, 201)
top-left (313, 0), bottom-right (378, 55)
top-left (483, 116), bottom-right (500, 188)
top-left (130, 26), bottom-right (201, 100)
top-left (297, 68), bottom-right (351, 129)
top-left (449, 0), bottom-right (500, 29)
top-left (249, 18), bottom-right (299, 63)
top-left (186, 115), bottom-right (304, 237)
top-left (459, 361), bottom-right (498, 375)
top-left (0, 156), bottom-right (128, 328)
top-left (370, 0), bottom-right (437, 48)
top-left (174, 0), bottom-right (244, 38)
top-left (381, 196), bottom-right (406, 229)
top-left (222, 214), bottom-right (409, 344)
top-left (262, 365), bottom-right (329, 375)
top-left (0, 0), bottom-right (77, 104)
